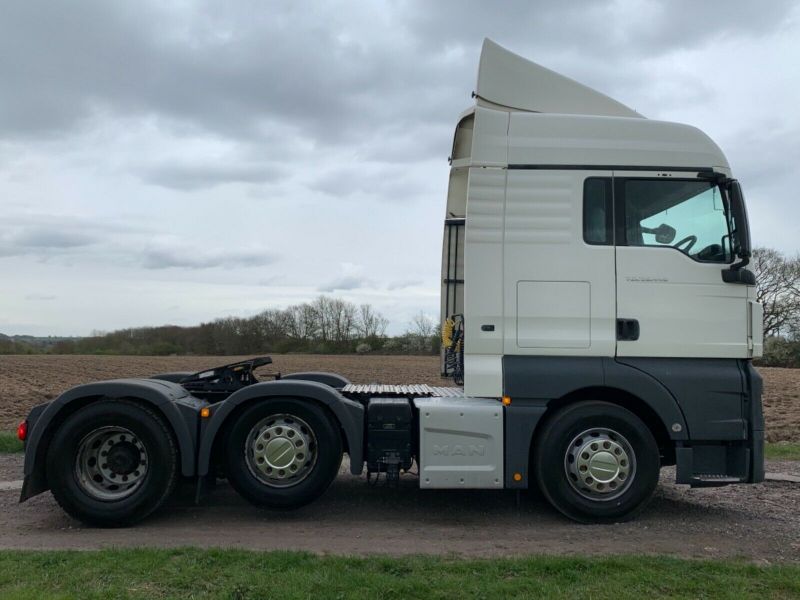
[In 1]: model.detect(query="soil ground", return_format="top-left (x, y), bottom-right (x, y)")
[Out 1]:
top-left (0, 454), bottom-right (798, 562)
top-left (0, 355), bottom-right (443, 430)
top-left (0, 354), bottom-right (798, 441)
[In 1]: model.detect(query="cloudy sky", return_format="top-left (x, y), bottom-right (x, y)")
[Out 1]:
top-left (1, 1), bottom-right (798, 336)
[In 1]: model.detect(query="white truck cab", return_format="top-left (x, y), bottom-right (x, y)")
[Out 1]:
top-left (437, 40), bottom-right (763, 519)
top-left (443, 40), bottom-right (761, 394)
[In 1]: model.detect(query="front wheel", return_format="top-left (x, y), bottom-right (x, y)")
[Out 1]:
top-left (223, 399), bottom-right (342, 509)
top-left (533, 401), bottom-right (660, 523)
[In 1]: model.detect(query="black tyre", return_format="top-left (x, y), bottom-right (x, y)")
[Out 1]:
top-left (46, 399), bottom-right (178, 527)
top-left (533, 401), bottom-right (660, 523)
top-left (223, 399), bottom-right (342, 509)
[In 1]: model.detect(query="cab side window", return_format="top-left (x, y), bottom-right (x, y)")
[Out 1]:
top-left (618, 178), bottom-right (732, 263)
top-left (583, 178), bottom-right (613, 245)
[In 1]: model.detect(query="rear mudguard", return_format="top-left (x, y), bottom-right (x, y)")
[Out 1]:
top-left (150, 372), bottom-right (194, 383)
top-left (281, 372), bottom-right (350, 390)
top-left (196, 380), bottom-right (364, 477)
top-left (21, 378), bottom-right (201, 501)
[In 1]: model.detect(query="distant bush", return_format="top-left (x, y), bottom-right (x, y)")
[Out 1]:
top-left (376, 334), bottom-right (439, 356)
top-left (355, 343), bottom-right (372, 354)
top-left (148, 341), bottom-right (183, 356)
top-left (382, 339), bottom-right (400, 352)
top-left (756, 337), bottom-right (800, 368)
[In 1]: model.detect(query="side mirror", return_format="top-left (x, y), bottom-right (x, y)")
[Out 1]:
top-left (722, 179), bottom-right (754, 284)
top-left (728, 180), bottom-right (751, 259)
top-left (653, 223), bottom-right (676, 244)
top-left (642, 223), bottom-right (676, 244)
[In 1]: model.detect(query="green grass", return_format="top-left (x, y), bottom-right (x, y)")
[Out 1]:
top-left (0, 550), bottom-right (798, 599)
top-left (0, 431), bottom-right (23, 453)
top-left (765, 442), bottom-right (800, 461)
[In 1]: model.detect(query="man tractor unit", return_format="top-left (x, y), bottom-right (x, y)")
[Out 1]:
top-left (17, 40), bottom-right (764, 525)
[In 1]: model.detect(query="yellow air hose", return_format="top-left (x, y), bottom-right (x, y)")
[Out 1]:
top-left (442, 317), bottom-right (455, 349)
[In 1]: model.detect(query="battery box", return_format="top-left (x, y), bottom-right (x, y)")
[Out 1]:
top-left (366, 398), bottom-right (413, 477)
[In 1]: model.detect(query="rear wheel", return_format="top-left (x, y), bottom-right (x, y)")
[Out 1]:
top-left (46, 399), bottom-right (178, 527)
top-left (223, 399), bottom-right (342, 509)
top-left (533, 401), bottom-right (660, 523)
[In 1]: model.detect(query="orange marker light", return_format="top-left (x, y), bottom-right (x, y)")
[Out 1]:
top-left (513, 472), bottom-right (523, 482)
top-left (502, 396), bottom-right (512, 406)
top-left (200, 407), bottom-right (211, 418)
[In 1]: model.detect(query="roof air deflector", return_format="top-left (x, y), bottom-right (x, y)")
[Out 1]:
top-left (476, 39), bottom-right (642, 118)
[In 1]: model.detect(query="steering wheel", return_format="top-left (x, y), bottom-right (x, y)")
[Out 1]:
top-left (673, 235), bottom-right (697, 253)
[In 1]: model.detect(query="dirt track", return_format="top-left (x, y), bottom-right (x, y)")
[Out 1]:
top-left (0, 355), bottom-right (799, 442)
top-left (0, 454), bottom-right (798, 562)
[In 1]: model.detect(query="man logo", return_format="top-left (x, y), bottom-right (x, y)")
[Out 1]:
top-left (433, 444), bottom-right (486, 457)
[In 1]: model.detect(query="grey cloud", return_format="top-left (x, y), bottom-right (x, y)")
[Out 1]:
top-left (405, 0), bottom-right (798, 114)
top-left (318, 275), bottom-right (370, 292)
top-left (0, 213), bottom-right (148, 236)
top-left (310, 164), bottom-right (432, 199)
top-left (310, 167), bottom-right (386, 197)
top-left (618, 1), bottom-right (798, 51)
top-left (0, 3), bottom-right (411, 138)
top-left (0, 214), bottom-right (150, 259)
top-left (258, 275), bottom-right (286, 287)
top-left (387, 280), bottom-right (422, 291)
top-left (410, 1), bottom-right (796, 57)
top-left (142, 246), bottom-right (277, 270)
top-left (725, 124), bottom-right (800, 187)
top-left (2, 0), bottom-right (795, 155)
top-left (24, 294), bottom-right (57, 301)
top-left (137, 162), bottom-right (285, 191)
top-left (15, 229), bottom-right (97, 248)
top-left (0, 222), bottom-right (99, 257)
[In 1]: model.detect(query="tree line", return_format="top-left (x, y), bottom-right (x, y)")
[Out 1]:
top-left (0, 296), bottom-right (440, 357)
top-left (3, 248), bottom-right (799, 364)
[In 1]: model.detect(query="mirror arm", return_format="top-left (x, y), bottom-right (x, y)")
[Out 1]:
top-left (730, 255), bottom-right (749, 271)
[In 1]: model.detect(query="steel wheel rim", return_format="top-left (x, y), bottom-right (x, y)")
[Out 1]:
top-left (245, 413), bottom-right (318, 488)
top-left (74, 426), bottom-right (148, 501)
top-left (564, 427), bottom-right (636, 501)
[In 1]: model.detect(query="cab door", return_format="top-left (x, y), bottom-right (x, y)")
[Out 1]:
top-left (613, 171), bottom-right (750, 358)
top-left (502, 169), bottom-right (617, 358)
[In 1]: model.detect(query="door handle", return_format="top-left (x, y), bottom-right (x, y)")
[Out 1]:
top-left (616, 319), bottom-right (640, 341)
top-left (481, 324), bottom-right (495, 332)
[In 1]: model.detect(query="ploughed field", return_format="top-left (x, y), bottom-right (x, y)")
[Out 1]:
top-left (0, 355), bottom-right (446, 431)
top-left (0, 355), bottom-right (798, 442)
